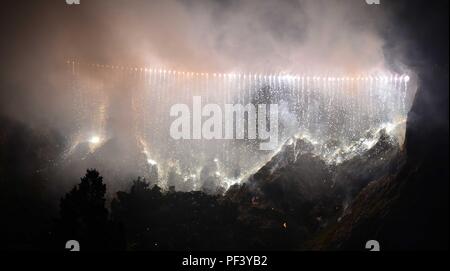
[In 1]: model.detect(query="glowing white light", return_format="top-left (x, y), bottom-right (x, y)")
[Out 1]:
top-left (69, 60), bottom-right (416, 182)
top-left (147, 159), bottom-right (157, 166)
top-left (89, 136), bottom-right (101, 144)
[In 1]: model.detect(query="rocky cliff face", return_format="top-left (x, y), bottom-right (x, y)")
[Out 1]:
top-left (224, 0), bottom-right (449, 251)
top-left (307, 77), bottom-right (449, 250)
top-left (225, 127), bottom-right (406, 248)
top-left (305, 0), bottom-right (449, 250)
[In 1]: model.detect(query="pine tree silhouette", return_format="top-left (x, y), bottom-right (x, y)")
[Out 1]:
top-left (56, 169), bottom-right (115, 250)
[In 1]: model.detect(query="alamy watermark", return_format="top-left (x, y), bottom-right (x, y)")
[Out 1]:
top-left (65, 0), bottom-right (379, 6)
top-left (65, 0), bottom-right (80, 4)
top-left (365, 0), bottom-right (380, 5)
top-left (365, 240), bottom-right (381, 251)
top-left (65, 1), bottom-right (380, 6)
top-left (65, 240), bottom-right (80, 251)
top-left (169, 96), bottom-right (279, 151)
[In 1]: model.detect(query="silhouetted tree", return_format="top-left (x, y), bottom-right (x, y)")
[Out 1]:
top-left (111, 178), bottom-right (163, 250)
top-left (55, 169), bottom-right (124, 250)
top-left (111, 178), bottom-right (241, 250)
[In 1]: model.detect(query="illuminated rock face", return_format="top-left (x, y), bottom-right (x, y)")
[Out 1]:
top-left (223, 128), bottom-right (404, 245)
top-left (66, 62), bottom-right (416, 191)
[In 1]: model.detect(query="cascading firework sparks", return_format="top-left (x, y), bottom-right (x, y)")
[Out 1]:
top-left (66, 61), bottom-right (415, 191)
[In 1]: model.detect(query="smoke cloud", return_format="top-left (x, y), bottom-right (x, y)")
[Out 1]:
top-left (0, 0), bottom-right (417, 193)
top-left (1, 0), bottom-right (403, 129)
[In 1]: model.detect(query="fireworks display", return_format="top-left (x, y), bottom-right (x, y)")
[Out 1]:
top-left (66, 61), bottom-right (415, 190)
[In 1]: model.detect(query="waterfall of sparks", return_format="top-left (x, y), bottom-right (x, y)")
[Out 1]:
top-left (66, 61), bottom-right (414, 190)
top-left (65, 61), bottom-right (109, 158)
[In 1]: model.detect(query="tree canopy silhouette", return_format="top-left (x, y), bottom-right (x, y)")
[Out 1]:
top-left (55, 169), bottom-right (123, 250)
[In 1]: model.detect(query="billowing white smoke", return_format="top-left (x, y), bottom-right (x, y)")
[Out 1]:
top-left (40, 0), bottom-right (418, 191)
top-left (67, 62), bottom-right (415, 191)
